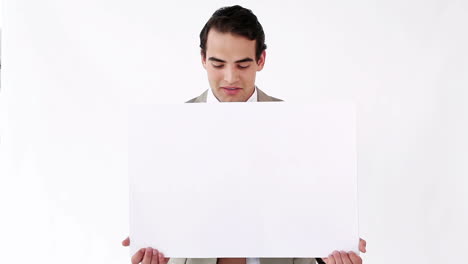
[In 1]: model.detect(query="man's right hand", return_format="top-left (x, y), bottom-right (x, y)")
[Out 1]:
top-left (122, 236), bottom-right (169, 264)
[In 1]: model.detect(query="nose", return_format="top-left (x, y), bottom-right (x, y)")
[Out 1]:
top-left (223, 65), bottom-right (239, 84)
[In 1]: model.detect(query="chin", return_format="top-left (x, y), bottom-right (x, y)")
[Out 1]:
top-left (214, 91), bottom-right (244, 102)
top-left (220, 96), bottom-right (242, 102)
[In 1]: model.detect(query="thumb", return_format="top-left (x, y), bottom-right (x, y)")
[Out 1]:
top-left (122, 236), bottom-right (130, 247)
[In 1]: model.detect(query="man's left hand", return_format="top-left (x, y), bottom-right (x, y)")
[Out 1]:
top-left (322, 238), bottom-right (367, 264)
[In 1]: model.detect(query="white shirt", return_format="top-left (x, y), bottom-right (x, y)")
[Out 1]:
top-left (206, 86), bottom-right (260, 264)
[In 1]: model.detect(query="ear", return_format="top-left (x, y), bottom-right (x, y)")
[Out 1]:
top-left (256, 50), bottom-right (266, 71)
top-left (201, 51), bottom-right (207, 69)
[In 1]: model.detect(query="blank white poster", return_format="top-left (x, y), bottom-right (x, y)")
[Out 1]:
top-left (128, 103), bottom-right (358, 258)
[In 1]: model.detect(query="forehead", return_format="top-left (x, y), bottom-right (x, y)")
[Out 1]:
top-left (206, 29), bottom-right (256, 60)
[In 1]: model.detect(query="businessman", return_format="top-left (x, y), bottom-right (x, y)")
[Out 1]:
top-left (123, 5), bottom-right (367, 264)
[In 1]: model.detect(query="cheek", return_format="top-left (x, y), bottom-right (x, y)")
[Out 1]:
top-left (207, 68), bottom-right (222, 83)
top-left (242, 69), bottom-right (256, 83)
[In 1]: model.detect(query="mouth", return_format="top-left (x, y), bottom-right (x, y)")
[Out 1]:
top-left (221, 86), bottom-right (242, 95)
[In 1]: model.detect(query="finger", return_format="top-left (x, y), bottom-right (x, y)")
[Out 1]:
top-left (322, 257), bottom-right (328, 264)
top-left (349, 252), bottom-right (362, 264)
top-left (327, 254), bottom-right (336, 264)
top-left (131, 248), bottom-right (145, 264)
top-left (333, 251), bottom-right (343, 264)
top-left (142, 247), bottom-right (153, 264)
top-left (151, 249), bottom-right (160, 264)
top-left (359, 238), bottom-right (367, 253)
top-left (122, 236), bottom-right (130, 247)
top-left (339, 251), bottom-right (352, 264)
top-left (158, 252), bottom-right (168, 264)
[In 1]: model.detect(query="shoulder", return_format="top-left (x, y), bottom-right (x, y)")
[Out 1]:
top-left (256, 87), bottom-right (283, 102)
top-left (185, 90), bottom-right (208, 103)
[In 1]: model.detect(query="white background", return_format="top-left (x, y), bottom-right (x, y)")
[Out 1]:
top-left (0, 0), bottom-right (467, 263)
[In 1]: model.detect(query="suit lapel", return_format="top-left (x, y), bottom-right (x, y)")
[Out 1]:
top-left (256, 88), bottom-right (273, 102)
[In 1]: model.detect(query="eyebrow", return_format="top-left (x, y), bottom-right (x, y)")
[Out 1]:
top-left (208, 57), bottom-right (254, 63)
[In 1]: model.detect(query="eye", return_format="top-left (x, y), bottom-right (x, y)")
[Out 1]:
top-left (238, 64), bottom-right (250, 69)
top-left (212, 64), bottom-right (224, 68)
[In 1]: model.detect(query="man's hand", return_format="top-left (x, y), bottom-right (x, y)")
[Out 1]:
top-left (122, 236), bottom-right (367, 264)
top-left (122, 236), bottom-right (170, 264)
top-left (322, 238), bottom-right (367, 264)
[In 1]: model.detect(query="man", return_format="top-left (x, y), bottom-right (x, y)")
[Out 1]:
top-left (123, 5), bottom-right (367, 264)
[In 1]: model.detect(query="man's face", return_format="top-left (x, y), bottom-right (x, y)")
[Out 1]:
top-left (202, 29), bottom-right (266, 102)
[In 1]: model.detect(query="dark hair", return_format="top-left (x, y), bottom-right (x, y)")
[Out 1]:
top-left (199, 5), bottom-right (267, 62)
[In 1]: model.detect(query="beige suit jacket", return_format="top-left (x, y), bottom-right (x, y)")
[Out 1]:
top-left (168, 88), bottom-right (317, 264)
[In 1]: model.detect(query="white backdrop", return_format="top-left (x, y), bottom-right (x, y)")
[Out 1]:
top-left (0, 0), bottom-right (467, 263)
